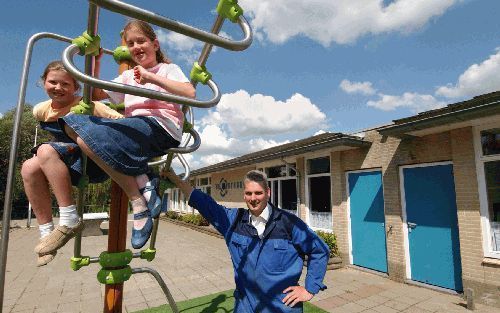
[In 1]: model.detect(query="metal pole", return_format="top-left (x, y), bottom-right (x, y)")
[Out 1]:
top-left (27, 125), bottom-right (38, 228)
top-left (104, 27), bottom-right (130, 313)
top-left (0, 31), bottom-right (74, 313)
top-left (74, 1), bottom-right (100, 260)
top-left (132, 268), bottom-right (179, 313)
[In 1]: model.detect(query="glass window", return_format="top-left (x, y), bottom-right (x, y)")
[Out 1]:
top-left (200, 177), bottom-right (209, 186)
top-left (481, 128), bottom-right (500, 156)
top-left (267, 166), bottom-right (286, 178)
top-left (308, 157), bottom-right (330, 175)
top-left (485, 161), bottom-right (500, 251)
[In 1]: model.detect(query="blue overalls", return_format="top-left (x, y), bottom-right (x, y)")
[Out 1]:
top-left (189, 189), bottom-right (330, 313)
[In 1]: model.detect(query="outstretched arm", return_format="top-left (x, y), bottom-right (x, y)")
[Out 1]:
top-left (163, 169), bottom-right (193, 198)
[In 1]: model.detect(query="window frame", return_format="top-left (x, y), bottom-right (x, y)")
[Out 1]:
top-left (474, 123), bottom-right (500, 259)
top-left (305, 154), bottom-right (332, 231)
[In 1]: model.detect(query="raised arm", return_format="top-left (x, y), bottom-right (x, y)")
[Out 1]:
top-left (91, 52), bottom-right (111, 101)
top-left (133, 65), bottom-right (196, 98)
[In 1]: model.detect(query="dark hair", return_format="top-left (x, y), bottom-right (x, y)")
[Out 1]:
top-left (123, 20), bottom-right (171, 64)
top-left (40, 60), bottom-right (80, 91)
top-left (244, 170), bottom-right (269, 191)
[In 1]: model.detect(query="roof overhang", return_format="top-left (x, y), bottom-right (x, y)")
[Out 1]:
top-left (192, 135), bottom-right (370, 176)
top-left (378, 99), bottom-right (500, 138)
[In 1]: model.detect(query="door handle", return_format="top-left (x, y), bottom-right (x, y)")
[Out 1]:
top-left (407, 222), bottom-right (417, 232)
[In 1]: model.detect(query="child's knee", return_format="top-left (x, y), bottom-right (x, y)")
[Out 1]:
top-left (21, 158), bottom-right (41, 180)
top-left (36, 144), bottom-right (58, 163)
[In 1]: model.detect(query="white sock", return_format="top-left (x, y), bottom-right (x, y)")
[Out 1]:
top-left (59, 204), bottom-right (79, 228)
top-left (39, 221), bottom-right (54, 239)
top-left (130, 197), bottom-right (148, 229)
top-left (136, 174), bottom-right (153, 202)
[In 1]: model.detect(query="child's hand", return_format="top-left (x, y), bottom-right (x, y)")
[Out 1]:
top-left (133, 66), bottom-right (150, 85)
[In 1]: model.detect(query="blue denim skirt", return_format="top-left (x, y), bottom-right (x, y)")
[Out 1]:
top-left (60, 115), bottom-right (180, 176)
top-left (32, 142), bottom-right (108, 186)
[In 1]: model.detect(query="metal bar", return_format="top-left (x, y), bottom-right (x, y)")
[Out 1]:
top-left (62, 45), bottom-right (221, 108)
top-left (131, 267), bottom-right (179, 313)
top-left (74, 2), bottom-right (100, 261)
top-left (90, 0), bottom-right (252, 51)
top-left (104, 30), bottom-right (130, 313)
top-left (0, 31), bottom-right (79, 313)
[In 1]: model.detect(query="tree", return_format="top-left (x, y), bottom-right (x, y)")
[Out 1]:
top-left (0, 105), bottom-right (51, 214)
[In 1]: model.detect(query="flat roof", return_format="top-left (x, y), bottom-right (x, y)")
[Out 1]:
top-left (378, 91), bottom-right (500, 137)
top-left (191, 132), bottom-right (370, 175)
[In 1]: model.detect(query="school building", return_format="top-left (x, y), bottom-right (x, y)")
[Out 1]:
top-left (165, 91), bottom-right (500, 307)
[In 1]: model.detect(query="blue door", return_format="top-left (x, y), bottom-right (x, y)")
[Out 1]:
top-left (349, 171), bottom-right (388, 273)
top-left (403, 164), bottom-right (463, 291)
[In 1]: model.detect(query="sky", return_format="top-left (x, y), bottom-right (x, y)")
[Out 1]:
top-left (1, 0), bottom-right (500, 171)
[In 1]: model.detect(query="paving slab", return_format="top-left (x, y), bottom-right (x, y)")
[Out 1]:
top-left (2, 218), bottom-right (499, 312)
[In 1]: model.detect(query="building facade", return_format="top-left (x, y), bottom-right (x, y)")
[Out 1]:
top-left (165, 92), bottom-right (500, 306)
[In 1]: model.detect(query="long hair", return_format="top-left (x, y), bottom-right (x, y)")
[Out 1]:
top-left (39, 60), bottom-right (80, 92)
top-left (122, 20), bottom-right (171, 65)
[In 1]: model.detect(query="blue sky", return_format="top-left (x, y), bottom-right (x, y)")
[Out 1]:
top-left (1, 0), bottom-right (500, 170)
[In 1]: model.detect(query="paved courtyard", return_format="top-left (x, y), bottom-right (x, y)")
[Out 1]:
top-left (2, 218), bottom-right (499, 313)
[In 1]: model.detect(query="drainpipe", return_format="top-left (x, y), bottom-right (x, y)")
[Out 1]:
top-left (281, 158), bottom-right (301, 218)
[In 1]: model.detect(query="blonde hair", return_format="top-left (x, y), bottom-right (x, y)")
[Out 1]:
top-left (122, 20), bottom-right (171, 65)
top-left (40, 60), bottom-right (80, 91)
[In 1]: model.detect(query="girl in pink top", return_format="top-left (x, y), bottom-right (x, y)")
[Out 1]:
top-left (60, 20), bottom-right (195, 249)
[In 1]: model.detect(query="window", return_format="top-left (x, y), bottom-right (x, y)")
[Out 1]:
top-left (481, 128), bottom-right (500, 156)
top-left (308, 157), bottom-right (330, 175)
top-left (306, 156), bottom-right (332, 230)
top-left (475, 125), bottom-right (500, 257)
top-left (200, 177), bottom-right (209, 186)
top-left (265, 164), bottom-right (298, 215)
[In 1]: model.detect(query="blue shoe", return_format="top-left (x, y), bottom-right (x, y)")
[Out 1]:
top-left (140, 172), bottom-right (161, 219)
top-left (131, 210), bottom-right (153, 249)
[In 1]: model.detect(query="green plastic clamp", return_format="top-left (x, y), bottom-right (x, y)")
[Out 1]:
top-left (113, 46), bottom-right (132, 64)
top-left (183, 120), bottom-right (194, 133)
top-left (77, 174), bottom-right (89, 189)
top-left (140, 248), bottom-right (157, 262)
top-left (190, 62), bottom-right (212, 85)
top-left (108, 102), bottom-right (125, 111)
top-left (70, 256), bottom-right (91, 271)
top-left (99, 250), bottom-right (133, 268)
top-left (216, 0), bottom-right (243, 23)
top-left (97, 266), bottom-right (132, 284)
top-left (72, 31), bottom-right (101, 56)
top-left (71, 100), bottom-right (94, 115)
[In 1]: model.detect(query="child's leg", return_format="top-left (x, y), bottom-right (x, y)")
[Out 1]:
top-left (34, 144), bottom-right (79, 228)
top-left (63, 125), bottom-right (149, 229)
top-left (21, 157), bottom-right (54, 225)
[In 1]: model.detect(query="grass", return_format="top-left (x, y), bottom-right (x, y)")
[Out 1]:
top-left (132, 289), bottom-right (328, 313)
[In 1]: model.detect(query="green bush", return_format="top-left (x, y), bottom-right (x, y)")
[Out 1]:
top-left (179, 213), bottom-right (209, 226)
top-left (165, 211), bottom-right (180, 220)
top-left (315, 230), bottom-right (339, 257)
top-left (166, 211), bottom-right (209, 226)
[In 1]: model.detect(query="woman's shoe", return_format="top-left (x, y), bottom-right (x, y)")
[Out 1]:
top-left (140, 172), bottom-right (161, 219)
top-left (131, 210), bottom-right (153, 249)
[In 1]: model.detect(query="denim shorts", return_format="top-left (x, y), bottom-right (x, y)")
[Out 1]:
top-left (32, 142), bottom-right (108, 186)
top-left (60, 115), bottom-right (180, 176)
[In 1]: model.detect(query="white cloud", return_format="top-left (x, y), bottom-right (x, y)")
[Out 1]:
top-left (201, 90), bottom-right (326, 137)
top-left (179, 89), bottom-right (326, 169)
top-left (367, 92), bottom-right (446, 113)
top-left (156, 29), bottom-right (232, 65)
top-left (239, 0), bottom-right (460, 46)
top-left (340, 79), bottom-right (376, 95)
top-left (436, 48), bottom-right (500, 98)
